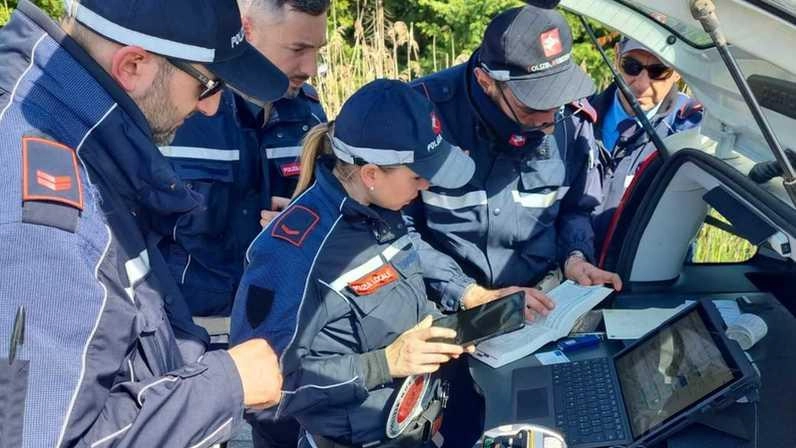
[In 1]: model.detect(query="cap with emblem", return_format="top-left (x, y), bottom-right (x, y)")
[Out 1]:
top-left (62, 0), bottom-right (288, 103)
top-left (331, 79), bottom-right (475, 189)
top-left (479, 5), bottom-right (595, 110)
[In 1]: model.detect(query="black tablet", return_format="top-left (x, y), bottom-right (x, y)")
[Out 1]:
top-left (431, 291), bottom-right (525, 346)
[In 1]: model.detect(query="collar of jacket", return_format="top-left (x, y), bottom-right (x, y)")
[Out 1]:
top-left (18, 1), bottom-right (201, 217)
top-left (592, 82), bottom-right (681, 141)
top-left (465, 51), bottom-right (546, 152)
top-left (237, 85), bottom-right (316, 128)
top-left (314, 158), bottom-right (398, 242)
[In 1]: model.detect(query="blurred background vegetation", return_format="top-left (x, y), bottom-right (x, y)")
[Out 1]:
top-left (0, 0), bottom-right (619, 115)
top-left (2, 1), bottom-right (753, 263)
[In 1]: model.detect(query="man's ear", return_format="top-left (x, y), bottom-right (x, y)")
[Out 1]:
top-left (109, 46), bottom-right (157, 95)
top-left (473, 67), bottom-right (495, 95)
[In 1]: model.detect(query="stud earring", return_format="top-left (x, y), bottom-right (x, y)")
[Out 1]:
top-left (369, 185), bottom-right (375, 191)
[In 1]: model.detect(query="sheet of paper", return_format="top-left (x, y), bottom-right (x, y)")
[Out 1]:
top-left (603, 305), bottom-right (689, 340)
top-left (684, 299), bottom-right (741, 326)
top-left (474, 281), bottom-right (613, 368)
top-left (535, 350), bottom-right (570, 365)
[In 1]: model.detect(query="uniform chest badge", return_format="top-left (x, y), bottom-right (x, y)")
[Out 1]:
top-left (280, 161), bottom-right (301, 177)
top-left (508, 134), bottom-right (527, 148)
top-left (347, 264), bottom-right (399, 296)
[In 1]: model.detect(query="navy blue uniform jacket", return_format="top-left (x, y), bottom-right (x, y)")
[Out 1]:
top-left (158, 87), bottom-right (326, 317)
top-left (0, 3), bottom-right (246, 446)
top-left (406, 53), bottom-right (601, 311)
top-left (230, 160), bottom-right (441, 445)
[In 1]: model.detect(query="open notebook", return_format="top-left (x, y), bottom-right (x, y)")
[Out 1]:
top-left (474, 281), bottom-right (614, 368)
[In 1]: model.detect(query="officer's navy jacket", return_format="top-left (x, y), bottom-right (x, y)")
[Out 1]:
top-left (590, 83), bottom-right (703, 251)
top-left (230, 160), bottom-right (440, 445)
top-left (158, 87), bottom-right (326, 316)
top-left (0, 3), bottom-right (245, 446)
top-left (406, 53), bottom-right (601, 310)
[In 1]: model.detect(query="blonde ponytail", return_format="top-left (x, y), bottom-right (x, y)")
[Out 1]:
top-left (293, 122), bottom-right (333, 198)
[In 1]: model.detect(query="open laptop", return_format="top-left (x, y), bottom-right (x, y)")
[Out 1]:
top-left (511, 300), bottom-right (760, 448)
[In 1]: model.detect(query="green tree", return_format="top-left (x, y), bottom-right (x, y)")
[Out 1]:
top-left (1, 0), bottom-right (62, 26)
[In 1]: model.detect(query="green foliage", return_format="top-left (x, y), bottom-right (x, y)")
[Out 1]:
top-left (1, 0), bottom-right (62, 26)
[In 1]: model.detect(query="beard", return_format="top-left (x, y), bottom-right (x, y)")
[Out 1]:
top-left (132, 61), bottom-right (184, 146)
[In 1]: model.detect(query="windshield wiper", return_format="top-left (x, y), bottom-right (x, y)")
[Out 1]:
top-left (691, 0), bottom-right (796, 206)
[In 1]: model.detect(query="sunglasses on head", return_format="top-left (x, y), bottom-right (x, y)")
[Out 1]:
top-left (620, 56), bottom-right (674, 81)
top-left (167, 58), bottom-right (225, 101)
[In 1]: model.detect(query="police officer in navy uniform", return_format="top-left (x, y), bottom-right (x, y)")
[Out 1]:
top-left (0, 0), bottom-right (286, 446)
top-left (230, 79), bottom-right (483, 448)
top-left (590, 38), bottom-right (703, 252)
top-left (407, 5), bottom-right (623, 316)
top-left (157, 0), bottom-right (329, 320)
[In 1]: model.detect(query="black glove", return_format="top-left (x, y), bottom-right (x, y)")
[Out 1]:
top-left (748, 148), bottom-right (796, 183)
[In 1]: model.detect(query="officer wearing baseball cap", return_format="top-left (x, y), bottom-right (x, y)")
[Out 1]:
top-left (590, 37), bottom-right (703, 253)
top-left (230, 79), bottom-right (482, 447)
top-left (407, 5), bottom-right (623, 317)
top-left (0, 0), bottom-right (286, 446)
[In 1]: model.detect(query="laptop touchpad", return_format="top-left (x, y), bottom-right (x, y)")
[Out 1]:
top-left (516, 388), bottom-right (550, 419)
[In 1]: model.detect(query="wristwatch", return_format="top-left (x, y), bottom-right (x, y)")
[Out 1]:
top-left (564, 250), bottom-right (586, 270)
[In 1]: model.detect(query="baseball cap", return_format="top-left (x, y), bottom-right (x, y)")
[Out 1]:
top-left (618, 37), bottom-right (670, 66)
top-left (63, 0), bottom-right (288, 103)
top-left (331, 79), bottom-right (475, 189)
top-left (479, 6), bottom-right (595, 110)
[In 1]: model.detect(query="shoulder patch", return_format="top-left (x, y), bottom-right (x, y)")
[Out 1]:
top-left (301, 84), bottom-right (320, 102)
top-left (22, 136), bottom-right (83, 210)
top-left (271, 205), bottom-right (320, 247)
top-left (678, 100), bottom-right (704, 120)
top-left (570, 98), bottom-right (598, 123)
top-left (21, 136), bottom-right (84, 233)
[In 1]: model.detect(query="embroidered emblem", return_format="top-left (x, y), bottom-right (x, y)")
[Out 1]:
top-left (347, 264), bottom-right (399, 296)
top-left (271, 205), bottom-right (320, 247)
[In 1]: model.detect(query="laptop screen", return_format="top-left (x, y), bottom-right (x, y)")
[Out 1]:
top-left (614, 307), bottom-right (739, 439)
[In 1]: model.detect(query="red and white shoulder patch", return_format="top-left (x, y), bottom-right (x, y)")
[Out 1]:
top-left (271, 205), bottom-right (320, 247)
top-left (22, 136), bottom-right (83, 211)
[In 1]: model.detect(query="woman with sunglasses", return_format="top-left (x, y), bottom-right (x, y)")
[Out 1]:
top-left (229, 79), bottom-right (484, 448)
top-left (590, 38), bottom-right (704, 251)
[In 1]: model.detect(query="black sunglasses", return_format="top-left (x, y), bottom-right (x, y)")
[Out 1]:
top-left (620, 56), bottom-right (674, 81)
top-left (167, 58), bottom-right (225, 101)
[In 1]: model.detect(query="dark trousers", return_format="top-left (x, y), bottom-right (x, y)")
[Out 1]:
top-left (437, 357), bottom-right (484, 448)
top-left (251, 418), bottom-right (300, 448)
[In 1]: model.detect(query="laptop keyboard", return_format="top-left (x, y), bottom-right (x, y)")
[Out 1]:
top-left (552, 358), bottom-right (628, 445)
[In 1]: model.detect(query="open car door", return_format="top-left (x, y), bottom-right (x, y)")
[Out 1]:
top-left (605, 147), bottom-right (796, 445)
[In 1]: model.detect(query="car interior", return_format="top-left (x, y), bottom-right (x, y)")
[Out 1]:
top-left (554, 0), bottom-right (796, 445)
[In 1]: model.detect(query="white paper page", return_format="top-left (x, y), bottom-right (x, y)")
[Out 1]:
top-left (603, 304), bottom-right (689, 340)
top-left (684, 299), bottom-right (741, 326)
top-left (474, 281), bottom-right (613, 368)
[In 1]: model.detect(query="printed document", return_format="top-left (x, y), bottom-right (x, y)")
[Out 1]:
top-left (474, 281), bottom-right (613, 368)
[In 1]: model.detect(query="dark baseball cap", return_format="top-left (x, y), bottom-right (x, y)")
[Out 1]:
top-left (479, 6), bottom-right (595, 110)
top-left (332, 79), bottom-right (474, 189)
top-left (63, 0), bottom-right (288, 103)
